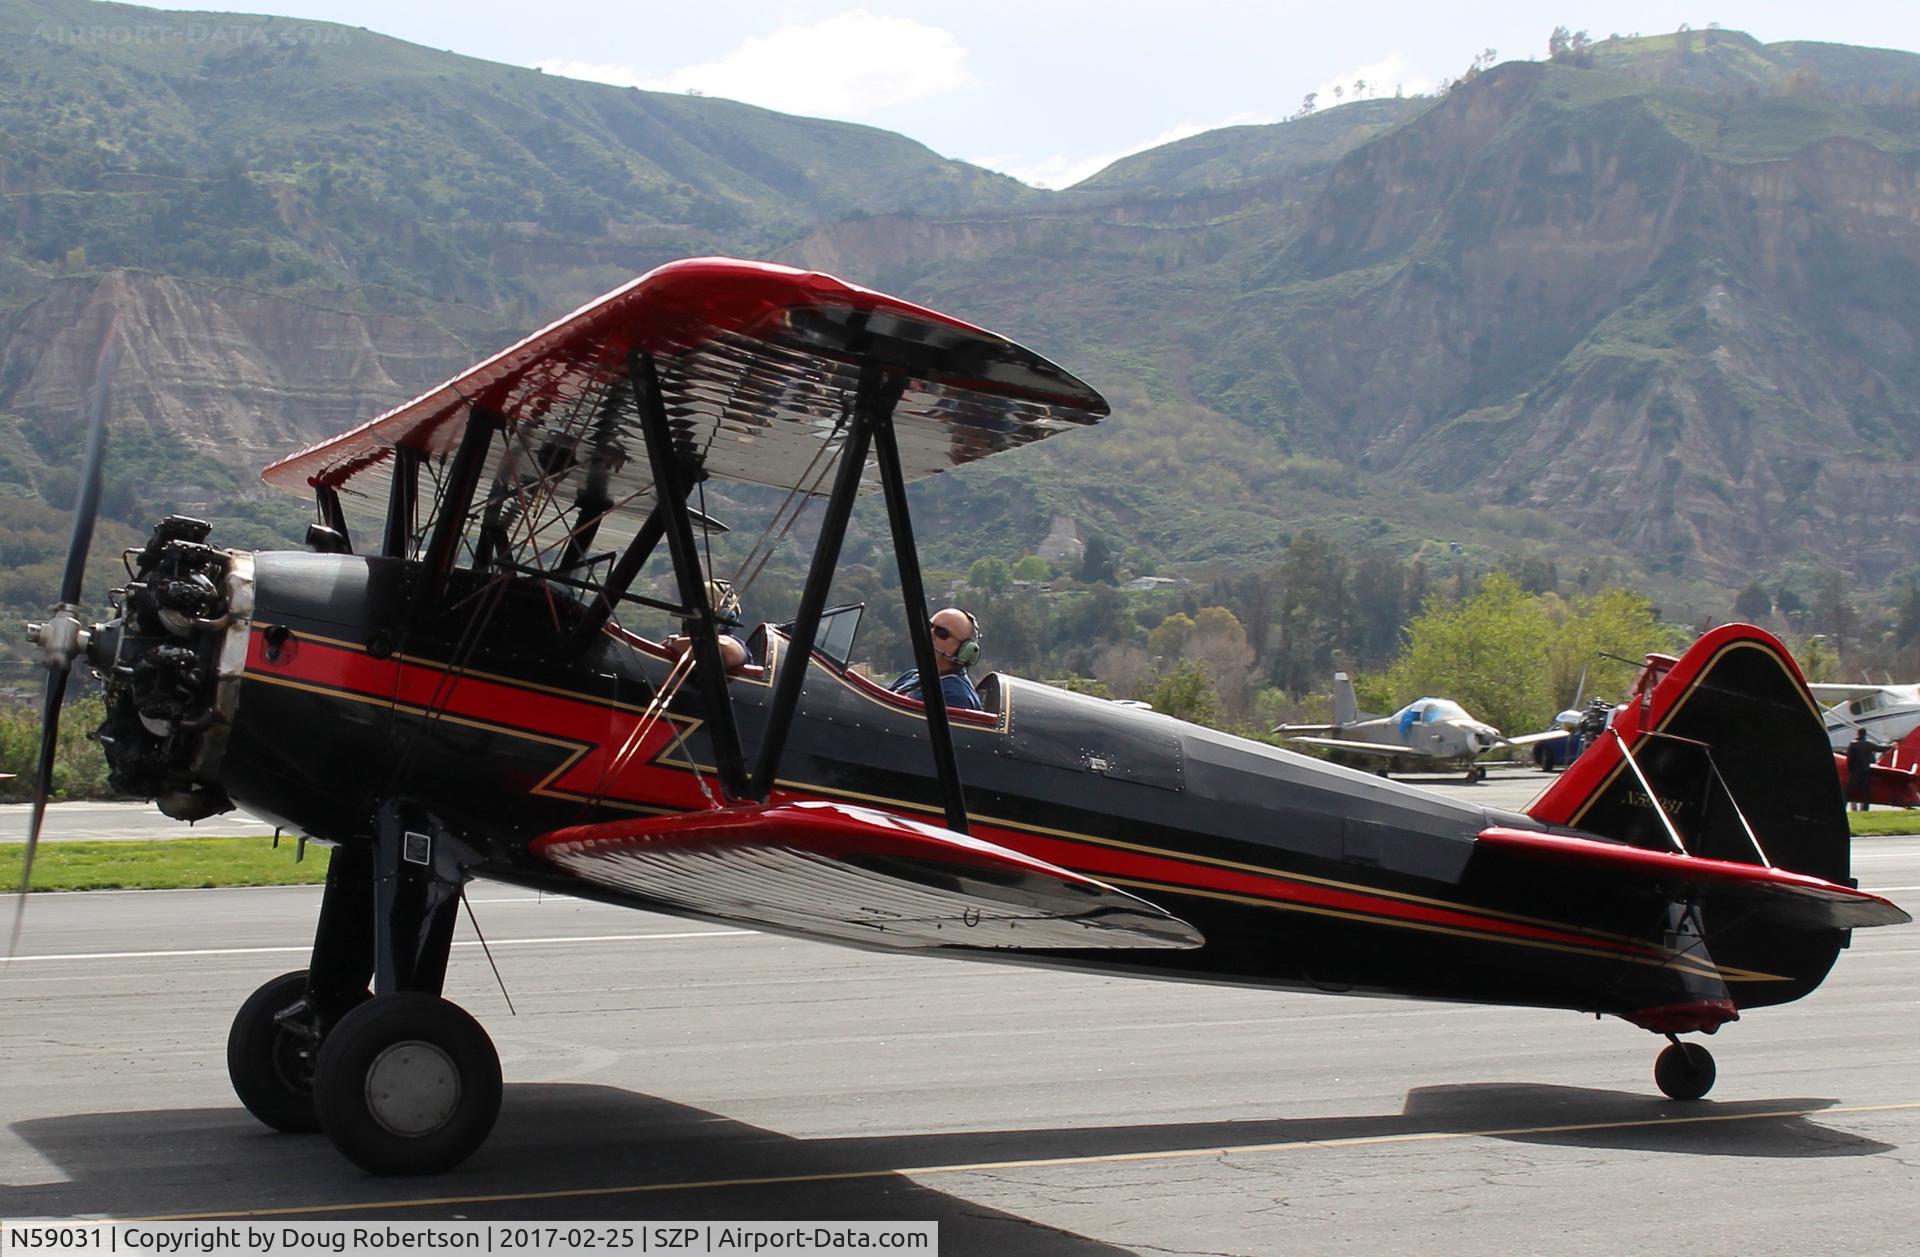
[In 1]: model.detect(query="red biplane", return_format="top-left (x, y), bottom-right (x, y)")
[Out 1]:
top-left (20, 258), bottom-right (1909, 1176)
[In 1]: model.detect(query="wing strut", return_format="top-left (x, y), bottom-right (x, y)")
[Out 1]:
top-left (629, 350), bottom-right (750, 800)
top-left (569, 505), bottom-right (668, 648)
top-left (749, 370), bottom-right (881, 801)
top-left (382, 446), bottom-right (419, 558)
top-left (315, 485), bottom-right (352, 553)
top-left (871, 387), bottom-right (968, 834)
top-left (422, 406), bottom-right (502, 603)
top-left (744, 362), bottom-right (971, 835)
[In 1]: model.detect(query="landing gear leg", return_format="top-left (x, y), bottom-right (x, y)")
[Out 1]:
top-left (226, 841), bottom-right (374, 1132)
top-left (238, 804), bottom-right (501, 1175)
top-left (1654, 1035), bottom-right (1716, 1101)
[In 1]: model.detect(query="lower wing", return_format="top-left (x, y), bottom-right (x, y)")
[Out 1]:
top-left (531, 800), bottom-right (1204, 952)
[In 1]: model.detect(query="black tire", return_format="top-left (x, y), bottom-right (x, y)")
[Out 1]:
top-left (227, 970), bottom-right (326, 1133)
top-left (1654, 1041), bottom-right (1717, 1101)
top-left (313, 993), bottom-right (502, 1175)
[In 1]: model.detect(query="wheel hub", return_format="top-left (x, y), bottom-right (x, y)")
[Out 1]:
top-left (364, 1040), bottom-right (461, 1136)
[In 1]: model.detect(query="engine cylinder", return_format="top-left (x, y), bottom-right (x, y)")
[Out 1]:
top-left (93, 517), bottom-right (250, 821)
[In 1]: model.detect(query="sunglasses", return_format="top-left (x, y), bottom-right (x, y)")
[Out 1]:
top-left (929, 622), bottom-right (968, 643)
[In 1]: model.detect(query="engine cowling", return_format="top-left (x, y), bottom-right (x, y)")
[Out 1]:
top-left (91, 516), bottom-right (253, 821)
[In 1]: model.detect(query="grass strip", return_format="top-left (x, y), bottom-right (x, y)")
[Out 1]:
top-left (1848, 811), bottom-right (1920, 837)
top-left (0, 837), bottom-right (330, 891)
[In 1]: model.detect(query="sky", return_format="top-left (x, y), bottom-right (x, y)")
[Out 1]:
top-left (159, 1), bottom-right (1920, 188)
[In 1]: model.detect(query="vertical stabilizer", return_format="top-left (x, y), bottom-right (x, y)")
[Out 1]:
top-left (1332, 672), bottom-right (1359, 727)
top-left (1525, 625), bottom-right (1853, 1009)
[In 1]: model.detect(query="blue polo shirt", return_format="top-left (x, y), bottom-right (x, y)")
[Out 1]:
top-left (887, 668), bottom-right (982, 711)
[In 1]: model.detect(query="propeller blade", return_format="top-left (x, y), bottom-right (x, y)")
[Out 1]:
top-left (13, 332), bottom-right (116, 958)
top-left (58, 339), bottom-right (117, 607)
top-left (8, 661), bottom-right (71, 957)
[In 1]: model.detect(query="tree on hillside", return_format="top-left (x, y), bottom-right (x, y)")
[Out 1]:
top-left (1548, 26), bottom-right (1593, 64)
top-left (1188, 607), bottom-right (1256, 723)
top-left (1733, 581), bottom-right (1772, 624)
top-left (1812, 571), bottom-right (1858, 656)
top-left (1349, 549), bottom-right (1408, 661)
top-left (968, 557), bottom-right (1010, 601)
top-left (1079, 533), bottom-right (1117, 584)
top-left (1385, 571), bottom-right (1552, 735)
top-left (1011, 555), bottom-right (1050, 584)
top-left (1149, 659), bottom-right (1217, 725)
top-left (1093, 643), bottom-right (1156, 700)
top-left (1148, 612), bottom-right (1195, 663)
top-left (1271, 530), bottom-right (1349, 692)
top-left (1895, 585), bottom-right (1920, 653)
top-left (1544, 588), bottom-right (1678, 711)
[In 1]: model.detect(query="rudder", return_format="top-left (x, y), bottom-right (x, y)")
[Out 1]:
top-left (1527, 625), bottom-right (1852, 1008)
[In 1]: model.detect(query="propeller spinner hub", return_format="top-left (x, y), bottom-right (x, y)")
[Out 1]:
top-left (26, 604), bottom-right (92, 669)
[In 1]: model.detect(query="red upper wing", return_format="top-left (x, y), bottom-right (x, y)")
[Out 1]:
top-left (261, 257), bottom-right (1106, 499)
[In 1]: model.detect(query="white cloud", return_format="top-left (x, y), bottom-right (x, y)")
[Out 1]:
top-left (1311, 52), bottom-right (1435, 107)
top-left (537, 10), bottom-right (971, 119)
top-left (980, 111), bottom-right (1279, 190)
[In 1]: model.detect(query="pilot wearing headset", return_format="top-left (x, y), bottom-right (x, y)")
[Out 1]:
top-left (662, 579), bottom-right (753, 673)
top-left (888, 607), bottom-right (983, 711)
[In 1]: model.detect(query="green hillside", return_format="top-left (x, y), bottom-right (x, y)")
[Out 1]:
top-left (5, 7), bottom-right (1920, 700)
top-left (0, 0), bottom-right (1035, 330)
top-left (1075, 98), bottom-right (1426, 196)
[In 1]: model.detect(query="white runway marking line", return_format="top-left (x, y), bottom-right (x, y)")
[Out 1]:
top-left (140, 1100), bottom-right (1920, 1222)
top-left (0, 930), bottom-right (751, 963)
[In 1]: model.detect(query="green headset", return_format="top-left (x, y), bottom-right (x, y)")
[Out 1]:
top-left (945, 609), bottom-right (982, 670)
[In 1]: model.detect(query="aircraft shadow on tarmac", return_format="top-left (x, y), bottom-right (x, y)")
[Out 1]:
top-left (1400, 1082), bottom-right (1893, 1158)
top-left (4, 1081), bottom-right (1891, 1226)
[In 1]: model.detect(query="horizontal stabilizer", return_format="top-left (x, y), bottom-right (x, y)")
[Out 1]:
top-left (532, 801), bottom-right (1204, 951)
top-left (1477, 827), bottom-right (1910, 930)
top-left (1284, 735), bottom-right (1415, 758)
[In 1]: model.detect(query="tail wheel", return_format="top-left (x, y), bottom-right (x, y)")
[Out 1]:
top-left (313, 992), bottom-right (502, 1175)
top-left (227, 970), bottom-right (330, 1133)
top-left (1654, 1040), bottom-right (1717, 1101)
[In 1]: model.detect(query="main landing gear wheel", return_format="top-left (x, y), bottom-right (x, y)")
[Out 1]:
top-left (228, 970), bottom-right (341, 1133)
top-left (1654, 1039), bottom-right (1717, 1101)
top-left (312, 993), bottom-right (502, 1175)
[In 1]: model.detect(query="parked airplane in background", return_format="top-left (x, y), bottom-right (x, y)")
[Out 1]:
top-left (1275, 673), bottom-right (1566, 781)
top-left (1834, 721), bottom-right (1920, 809)
top-left (1810, 682), bottom-right (1920, 751)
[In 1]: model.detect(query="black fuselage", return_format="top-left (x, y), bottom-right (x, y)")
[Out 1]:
top-left (210, 552), bottom-right (1772, 1022)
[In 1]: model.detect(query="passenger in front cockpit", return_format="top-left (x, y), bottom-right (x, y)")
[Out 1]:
top-left (662, 579), bottom-right (753, 673)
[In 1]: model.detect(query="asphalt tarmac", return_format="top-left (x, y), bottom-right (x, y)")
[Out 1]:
top-left (0, 801), bottom-right (280, 842)
top-left (2, 838), bottom-right (1916, 1254)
